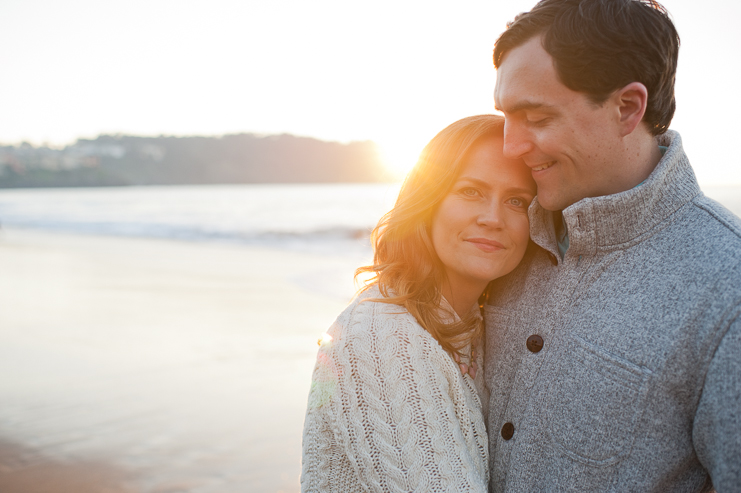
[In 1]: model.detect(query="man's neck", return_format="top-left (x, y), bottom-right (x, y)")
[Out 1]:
top-left (568, 135), bottom-right (663, 203)
top-left (616, 133), bottom-right (663, 192)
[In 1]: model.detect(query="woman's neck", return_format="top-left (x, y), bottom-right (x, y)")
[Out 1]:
top-left (440, 281), bottom-right (483, 318)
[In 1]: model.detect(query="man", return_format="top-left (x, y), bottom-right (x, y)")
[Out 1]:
top-left (484, 0), bottom-right (741, 491)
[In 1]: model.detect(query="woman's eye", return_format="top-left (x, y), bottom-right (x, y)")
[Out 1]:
top-left (460, 188), bottom-right (480, 197)
top-left (508, 197), bottom-right (529, 208)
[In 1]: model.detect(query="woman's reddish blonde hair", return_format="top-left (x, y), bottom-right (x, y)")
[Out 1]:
top-left (356, 115), bottom-right (506, 356)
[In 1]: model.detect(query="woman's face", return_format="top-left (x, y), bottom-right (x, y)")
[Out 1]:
top-left (431, 135), bottom-right (536, 298)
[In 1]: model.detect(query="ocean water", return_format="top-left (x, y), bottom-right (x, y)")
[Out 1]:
top-left (0, 183), bottom-right (402, 256)
top-left (0, 183), bottom-right (738, 249)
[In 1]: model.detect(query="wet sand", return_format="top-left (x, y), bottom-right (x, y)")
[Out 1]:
top-left (0, 228), bottom-right (367, 492)
top-left (0, 439), bottom-right (135, 493)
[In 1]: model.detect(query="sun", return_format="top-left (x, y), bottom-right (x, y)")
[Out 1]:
top-left (377, 137), bottom-right (428, 181)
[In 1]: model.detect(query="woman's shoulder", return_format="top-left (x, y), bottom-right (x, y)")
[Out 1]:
top-left (339, 284), bottom-right (407, 320)
top-left (330, 284), bottom-right (429, 346)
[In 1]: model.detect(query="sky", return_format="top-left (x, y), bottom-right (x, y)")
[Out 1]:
top-left (2, 0), bottom-right (740, 184)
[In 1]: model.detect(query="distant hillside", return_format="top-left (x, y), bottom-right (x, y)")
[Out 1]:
top-left (0, 133), bottom-right (392, 188)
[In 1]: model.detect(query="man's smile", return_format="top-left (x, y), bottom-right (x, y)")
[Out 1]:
top-left (530, 161), bottom-right (556, 172)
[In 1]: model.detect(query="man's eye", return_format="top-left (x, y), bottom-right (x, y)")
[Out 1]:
top-left (526, 117), bottom-right (549, 126)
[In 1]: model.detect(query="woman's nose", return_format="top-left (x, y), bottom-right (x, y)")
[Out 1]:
top-left (477, 202), bottom-right (505, 228)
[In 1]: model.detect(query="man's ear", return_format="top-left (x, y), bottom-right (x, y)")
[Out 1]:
top-left (614, 82), bottom-right (649, 137)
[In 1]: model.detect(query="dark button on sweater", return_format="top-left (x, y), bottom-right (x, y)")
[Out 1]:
top-left (501, 422), bottom-right (515, 440)
top-left (526, 335), bottom-right (544, 353)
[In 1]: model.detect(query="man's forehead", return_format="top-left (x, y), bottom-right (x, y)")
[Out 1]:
top-left (494, 37), bottom-right (562, 112)
top-left (498, 36), bottom-right (553, 75)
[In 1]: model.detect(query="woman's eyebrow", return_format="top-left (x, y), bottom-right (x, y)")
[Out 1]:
top-left (455, 177), bottom-right (491, 188)
top-left (455, 178), bottom-right (534, 196)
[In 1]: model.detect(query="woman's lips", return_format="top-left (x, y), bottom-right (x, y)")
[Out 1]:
top-left (466, 238), bottom-right (505, 253)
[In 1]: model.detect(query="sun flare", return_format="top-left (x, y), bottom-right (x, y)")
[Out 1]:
top-left (377, 138), bottom-right (428, 181)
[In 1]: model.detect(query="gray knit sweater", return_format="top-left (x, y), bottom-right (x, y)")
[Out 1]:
top-left (483, 130), bottom-right (741, 492)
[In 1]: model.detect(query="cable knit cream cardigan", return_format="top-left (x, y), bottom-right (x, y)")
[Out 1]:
top-left (301, 286), bottom-right (489, 492)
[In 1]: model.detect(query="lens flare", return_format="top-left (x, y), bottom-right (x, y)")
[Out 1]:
top-left (317, 332), bottom-right (333, 347)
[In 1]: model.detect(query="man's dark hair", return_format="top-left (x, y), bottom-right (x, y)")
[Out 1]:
top-left (493, 0), bottom-right (680, 135)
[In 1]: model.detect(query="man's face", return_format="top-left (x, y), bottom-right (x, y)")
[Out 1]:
top-left (494, 36), bottom-right (622, 211)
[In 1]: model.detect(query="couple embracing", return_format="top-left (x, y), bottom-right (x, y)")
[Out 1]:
top-left (302, 0), bottom-right (741, 491)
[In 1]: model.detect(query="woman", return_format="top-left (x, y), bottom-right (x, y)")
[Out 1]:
top-left (301, 115), bottom-right (535, 492)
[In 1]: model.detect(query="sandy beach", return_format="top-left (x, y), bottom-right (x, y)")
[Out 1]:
top-left (0, 228), bottom-right (366, 492)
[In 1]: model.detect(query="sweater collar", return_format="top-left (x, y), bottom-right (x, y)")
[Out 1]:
top-left (528, 130), bottom-right (701, 258)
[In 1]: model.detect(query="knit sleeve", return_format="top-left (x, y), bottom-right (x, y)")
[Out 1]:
top-left (693, 307), bottom-right (741, 491)
top-left (305, 299), bottom-right (488, 493)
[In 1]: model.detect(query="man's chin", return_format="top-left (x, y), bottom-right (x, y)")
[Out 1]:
top-left (536, 192), bottom-right (568, 212)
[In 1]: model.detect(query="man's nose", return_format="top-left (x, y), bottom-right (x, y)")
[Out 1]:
top-left (502, 121), bottom-right (532, 159)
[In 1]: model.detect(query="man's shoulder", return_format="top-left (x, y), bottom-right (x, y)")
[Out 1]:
top-left (485, 194), bottom-right (741, 309)
top-left (689, 194), bottom-right (741, 243)
top-left (678, 194), bottom-right (741, 277)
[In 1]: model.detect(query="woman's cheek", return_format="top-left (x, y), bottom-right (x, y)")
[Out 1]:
top-left (512, 213), bottom-right (531, 251)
